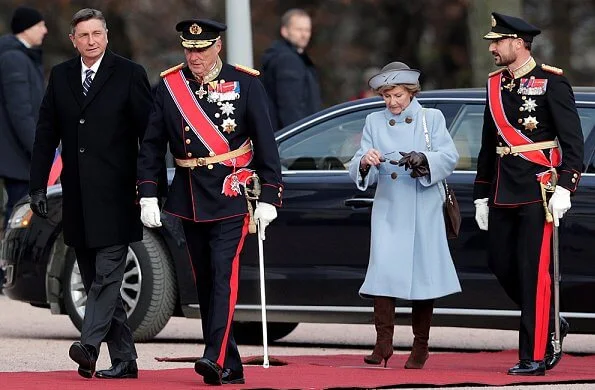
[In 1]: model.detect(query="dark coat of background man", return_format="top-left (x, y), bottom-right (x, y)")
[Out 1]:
top-left (0, 6), bottom-right (46, 229)
top-left (28, 8), bottom-right (152, 380)
top-left (261, 8), bottom-right (322, 130)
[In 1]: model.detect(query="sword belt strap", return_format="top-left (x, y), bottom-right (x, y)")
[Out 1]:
top-left (175, 144), bottom-right (252, 168)
top-left (495, 140), bottom-right (559, 156)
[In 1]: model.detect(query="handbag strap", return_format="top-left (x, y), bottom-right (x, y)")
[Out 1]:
top-left (421, 108), bottom-right (450, 198)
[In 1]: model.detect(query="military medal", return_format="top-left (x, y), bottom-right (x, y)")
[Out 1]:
top-left (522, 115), bottom-right (539, 131)
top-left (522, 98), bottom-right (537, 112)
top-left (503, 79), bottom-right (515, 92)
top-left (220, 102), bottom-right (235, 116)
top-left (196, 84), bottom-right (207, 99)
top-left (221, 118), bottom-right (237, 133)
top-left (518, 77), bottom-right (547, 95)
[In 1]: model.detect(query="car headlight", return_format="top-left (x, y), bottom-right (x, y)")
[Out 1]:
top-left (8, 203), bottom-right (33, 229)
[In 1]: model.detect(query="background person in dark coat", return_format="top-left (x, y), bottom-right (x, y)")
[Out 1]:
top-left (28, 8), bottom-right (152, 380)
top-left (0, 6), bottom-right (47, 229)
top-left (0, 6), bottom-right (47, 289)
top-left (261, 8), bottom-right (322, 130)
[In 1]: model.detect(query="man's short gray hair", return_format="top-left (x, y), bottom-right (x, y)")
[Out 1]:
top-left (70, 8), bottom-right (107, 34)
top-left (281, 8), bottom-right (310, 28)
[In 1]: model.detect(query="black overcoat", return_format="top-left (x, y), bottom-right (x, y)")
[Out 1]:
top-left (30, 50), bottom-right (152, 248)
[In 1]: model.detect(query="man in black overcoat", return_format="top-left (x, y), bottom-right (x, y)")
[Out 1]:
top-left (28, 8), bottom-right (152, 379)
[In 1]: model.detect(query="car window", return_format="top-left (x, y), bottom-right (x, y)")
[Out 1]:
top-left (435, 103), bottom-right (463, 129)
top-left (448, 104), bottom-right (484, 171)
top-left (578, 107), bottom-right (595, 141)
top-left (278, 109), bottom-right (377, 171)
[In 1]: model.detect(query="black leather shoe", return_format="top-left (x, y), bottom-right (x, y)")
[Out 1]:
top-left (95, 360), bottom-right (138, 379)
top-left (69, 342), bottom-right (97, 378)
top-left (222, 368), bottom-right (245, 384)
top-left (194, 357), bottom-right (223, 385)
top-left (545, 317), bottom-right (570, 370)
top-left (507, 360), bottom-right (546, 376)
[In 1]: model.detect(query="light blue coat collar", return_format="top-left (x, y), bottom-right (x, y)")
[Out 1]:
top-left (383, 98), bottom-right (422, 123)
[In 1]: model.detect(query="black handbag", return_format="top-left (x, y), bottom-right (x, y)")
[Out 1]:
top-left (422, 109), bottom-right (461, 239)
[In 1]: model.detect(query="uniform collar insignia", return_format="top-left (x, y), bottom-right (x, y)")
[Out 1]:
top-left (509, 57), bottom-right (536, 79)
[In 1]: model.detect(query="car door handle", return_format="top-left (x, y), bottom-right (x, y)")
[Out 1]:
top-left (344, 198), bottom-right (374, 208)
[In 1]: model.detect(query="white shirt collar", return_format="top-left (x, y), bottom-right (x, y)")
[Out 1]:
top-left (80, 53), bottom-right (105, 83)
top-left (16, 37), bottom-right (32, 48)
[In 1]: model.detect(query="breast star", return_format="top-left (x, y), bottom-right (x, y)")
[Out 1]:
top-left (221, 118), bottom-right (237, 134)
top-left (522, 116), bottom-right (539, 131)
top-left (522, 98), bottom-right (537, 113)
top-left (220, 102), bottom-right (236, 117)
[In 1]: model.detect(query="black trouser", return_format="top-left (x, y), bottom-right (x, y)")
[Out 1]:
top-left (74, 244), bottom-right (137, 363)
top-left (488, 203), bottom-right (555, 362)
top-left (182, 215), bottom-right (249, 372)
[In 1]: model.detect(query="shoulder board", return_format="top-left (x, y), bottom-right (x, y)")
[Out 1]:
top-left (160, 63), bottom-right (185, 78)
top-left (234, 64), bottom-right (260, 76)
top-left (488, 68), bottom-right (506, 77)
top-left (541, 64), bottom-right (563, 75)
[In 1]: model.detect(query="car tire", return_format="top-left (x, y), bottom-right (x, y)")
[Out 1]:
top-left (233, 322), bottom-right (298, 345)
top-left (62, 228), bottom-right (177, 342)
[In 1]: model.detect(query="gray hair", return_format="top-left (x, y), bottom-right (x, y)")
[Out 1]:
top-left (70, 8), bottom-right (107, 34)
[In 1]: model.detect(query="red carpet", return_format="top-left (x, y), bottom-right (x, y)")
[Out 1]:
top-left (2, 350), bottom-right (595, 389)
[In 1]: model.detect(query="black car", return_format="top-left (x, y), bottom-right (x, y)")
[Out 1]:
top-left (3, 88), bottom-right (595, 343)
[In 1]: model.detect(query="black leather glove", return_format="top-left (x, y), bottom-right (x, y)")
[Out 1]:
top-left (30, 189), bottom-right (48, 218)
top-left (398, 151), bottom-right (429, 178)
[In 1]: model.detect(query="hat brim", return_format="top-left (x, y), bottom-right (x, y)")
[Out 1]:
top-left (181, 36), bottom-right (219, 49)
top-left (368, 69), bottom-right (420, 90)
top-left (483, 31), bottom-right (518, 40)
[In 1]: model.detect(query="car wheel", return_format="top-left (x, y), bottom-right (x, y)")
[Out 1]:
top-left (233, 322), bottom-right (298, 345)
top-left (62, 228), bottom-right (177, 342)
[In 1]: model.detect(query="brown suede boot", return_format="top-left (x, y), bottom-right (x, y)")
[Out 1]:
top-left (405, 299), bottom-right (434, 369)
top-left (364, 296), bottom-right (395, 367)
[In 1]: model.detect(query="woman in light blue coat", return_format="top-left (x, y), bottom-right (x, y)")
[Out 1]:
top-left (349, 62), bottom-right (461, 369)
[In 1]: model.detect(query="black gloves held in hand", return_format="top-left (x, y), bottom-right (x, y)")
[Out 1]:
top-left (30, 189), bottom-right (48, 218)
top-left (397, 151), bottom-right (430, 178)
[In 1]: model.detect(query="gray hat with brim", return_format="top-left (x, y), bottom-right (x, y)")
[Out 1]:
top-left (368, 61), bottom-right (420, 90)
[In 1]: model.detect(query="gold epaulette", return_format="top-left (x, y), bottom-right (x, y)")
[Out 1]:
top-left (541, 64), bottom-right (563, 75)
top-left (488, 68), bottom-right (506, 77)
top-left (234, 64), bottom-right (260, 76)
top-left (160, 63), bottom-right (185, 78)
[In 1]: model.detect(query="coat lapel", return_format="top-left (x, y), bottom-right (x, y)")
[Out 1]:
top-left (82, 50), bottom-right (116, 111)
top-left (67, 59), bottom-right (84, 109)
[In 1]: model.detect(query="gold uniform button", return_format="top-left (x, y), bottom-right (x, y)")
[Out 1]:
top-left (498, 142), bottom-right (503, 146)
top-left (209, 151), bottom-right (216, 157)
top-left (185, 126), bottom-right (190, 132)
top-left (187, 152), bottom-right (192, 157)
top-left (207, 164), bottom-right (214, 170)
top-left (573, 173), bottom-right (579, 178)
top-left (185, 139), bottom-right (191, 144)
top-left (519, 107), bottom-right (524, 111)
top-left (518, 119), bottom-right (523, 124)
top-left (278, 192), bottom-right (281, 197)
top-left (572, 178), bottom-right (577, 183)
top-left (279, 187), bottom-right (283, 192)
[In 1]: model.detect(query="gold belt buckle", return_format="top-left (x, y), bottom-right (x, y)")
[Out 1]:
top-left (196, 157), bottom-right (207, 166)
top-left (497, 146), bottom-right (511, 157)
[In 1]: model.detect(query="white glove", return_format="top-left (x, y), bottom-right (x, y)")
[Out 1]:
top-left (140, 197), bottom-right (162, 228)
top-left (548, 186), bottom-right (571, 227)
top-left (474, 198), bottom-right (489, 231)
top-left (253, 202), bottom-right (277, 240)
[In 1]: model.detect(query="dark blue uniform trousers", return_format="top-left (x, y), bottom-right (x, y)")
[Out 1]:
top-left (488, 203), bottom-right (556, 362)
top-left (74, 244), bottom-right (137, 363)
top-left (182, 215), bottom-right (250, 372)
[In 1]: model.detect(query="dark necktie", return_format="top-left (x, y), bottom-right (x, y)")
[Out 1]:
top-left (83, 69), bottom-right (94, 96)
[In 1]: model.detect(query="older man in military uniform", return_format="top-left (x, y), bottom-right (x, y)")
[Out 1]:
top-left (474, 12), bottom-right (584, 376)
top-left (137, 19), bottom-right (282, 385)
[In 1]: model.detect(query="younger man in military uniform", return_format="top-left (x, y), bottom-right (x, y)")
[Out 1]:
top-left (136, 19), bottom-right (282, 385)
top-left (474, 13), bottom-right (584, 376)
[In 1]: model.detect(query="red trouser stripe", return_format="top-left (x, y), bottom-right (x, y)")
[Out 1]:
top-left (534, 222), bottom-right (553, 361)
top-left (217, 214), bottom-right (250, 367)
